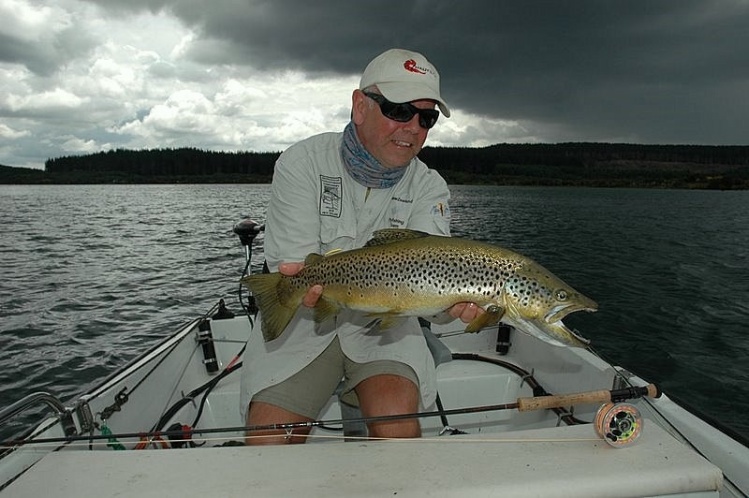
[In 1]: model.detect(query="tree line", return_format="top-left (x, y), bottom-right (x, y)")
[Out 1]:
top-left (420, 143), bottom-right (749, 189)
top-left (44, 148), bottom-right (277, 182)
top-left (2, 143), bottom-right (748, 189)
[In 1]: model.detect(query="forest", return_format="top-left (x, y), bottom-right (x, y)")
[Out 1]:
top-left (2, 143), bottom-right (748, 189)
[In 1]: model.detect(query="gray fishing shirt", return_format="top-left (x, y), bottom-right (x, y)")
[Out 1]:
top-left (240, 131), bottom-right (451, 416)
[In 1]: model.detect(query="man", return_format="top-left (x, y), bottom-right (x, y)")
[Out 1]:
top-left (241, 48), bottom-right (482, 445)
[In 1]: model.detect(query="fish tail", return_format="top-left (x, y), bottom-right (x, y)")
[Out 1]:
top-left (240, 273), bottom-right (300, 342)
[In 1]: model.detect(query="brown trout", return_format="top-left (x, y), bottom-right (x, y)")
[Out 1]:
top-left (241, 229), bottom-right (597, 346)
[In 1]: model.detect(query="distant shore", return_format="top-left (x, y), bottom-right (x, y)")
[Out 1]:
top-left (2, 143), bottom-right (748, 189)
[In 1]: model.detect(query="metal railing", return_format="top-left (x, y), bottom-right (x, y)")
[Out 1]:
top-left (0, 392), bottom-right (76, 436)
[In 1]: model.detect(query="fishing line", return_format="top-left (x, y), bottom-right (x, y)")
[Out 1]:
top-left (2, 431), bottom-right (602, 451)
top-left (243, 433), bottom-right (601, 445)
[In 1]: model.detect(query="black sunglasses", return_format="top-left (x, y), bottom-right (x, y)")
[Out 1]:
top-left (363, 91), bottom-right (440, 130)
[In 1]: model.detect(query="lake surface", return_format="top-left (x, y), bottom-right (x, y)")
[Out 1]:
top-left (1, 184), bottom-right (747, 440)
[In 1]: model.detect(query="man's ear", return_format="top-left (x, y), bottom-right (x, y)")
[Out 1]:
top-left (351, 89), bottom-right (368, 125)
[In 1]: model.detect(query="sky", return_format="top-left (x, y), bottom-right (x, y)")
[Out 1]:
top-left (1, 0), bottom-right (748, 170)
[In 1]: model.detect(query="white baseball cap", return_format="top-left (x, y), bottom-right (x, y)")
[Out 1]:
top-left (359, 48), bottom-right (451, 117)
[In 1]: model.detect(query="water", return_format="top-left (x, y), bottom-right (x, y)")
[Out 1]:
top-left (1, 184), bottom-right (747, 440)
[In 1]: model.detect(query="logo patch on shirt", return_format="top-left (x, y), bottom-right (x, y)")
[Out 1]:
top-left (320, 175), bottom-right (342, 218)
top-left (431, 202), bottom-right (449, 217)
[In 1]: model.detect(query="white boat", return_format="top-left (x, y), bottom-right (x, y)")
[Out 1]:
top-left (1, 220), bottom-right (747, 497)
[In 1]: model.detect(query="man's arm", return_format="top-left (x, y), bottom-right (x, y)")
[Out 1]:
top-left (264, 152), bottom-right (321, 272)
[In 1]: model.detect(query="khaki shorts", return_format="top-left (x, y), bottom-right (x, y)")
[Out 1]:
top-left (251, 336), bottom-right (418, 420)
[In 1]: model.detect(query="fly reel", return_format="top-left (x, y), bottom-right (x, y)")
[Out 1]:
top-left (594, 402), bottom-right (643, 447)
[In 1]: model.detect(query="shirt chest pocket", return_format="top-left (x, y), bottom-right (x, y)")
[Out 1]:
top-left (319, 218), bottom-right (356, 254)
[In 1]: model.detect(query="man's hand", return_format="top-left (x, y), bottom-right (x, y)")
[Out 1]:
top-left (448, 302), bottom-right (484, 324)
top-left (278, 262), bottom-right (322, 308)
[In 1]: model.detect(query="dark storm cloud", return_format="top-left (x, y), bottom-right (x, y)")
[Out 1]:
top-left (0, 24), bottom-right (97, 77)
top-left (64, 0), bottom-right (749, 144)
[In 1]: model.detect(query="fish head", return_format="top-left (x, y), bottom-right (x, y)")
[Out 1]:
top-left (501, 261), bottom-right (598, 347)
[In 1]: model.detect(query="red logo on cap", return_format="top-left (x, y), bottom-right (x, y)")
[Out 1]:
top-left (404, 59), bottom-right (426, 74)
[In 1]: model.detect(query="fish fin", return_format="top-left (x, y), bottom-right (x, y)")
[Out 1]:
top-left (241, 273), bottom-right (298, 342)
top-left (313, 297), bottom-right (340, 324)
top-left (374, 314), bottom-right (401, 329)
top-left (365, 228), bottom-right (432, 247)
top-left (304, 253), bottom-right (325, 265)
top-left (304, 249), bottom-right (343, 265)
top-left (464, 305), bottom-right (505, 333)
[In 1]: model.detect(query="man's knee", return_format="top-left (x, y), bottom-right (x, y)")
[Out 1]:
top-left (356, 374), bottom-right (421, 439)
top-left (367, 417), bottom-right (421, 439)
top-left (245, 401), bottom-right (312, 445)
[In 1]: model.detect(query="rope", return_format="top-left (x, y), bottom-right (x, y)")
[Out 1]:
top-left (100, 424), bottom-right (126, 451)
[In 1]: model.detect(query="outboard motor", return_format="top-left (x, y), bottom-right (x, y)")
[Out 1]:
top-left (233, 218), bottom-right (265, 264)
top-left (233, 218), bottom-right (265, 315)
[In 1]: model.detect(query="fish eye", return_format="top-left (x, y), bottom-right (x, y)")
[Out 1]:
top-left (555, 289), bottom-right (568, 301)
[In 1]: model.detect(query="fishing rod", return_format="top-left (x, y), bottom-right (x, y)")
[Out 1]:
top-left (2, 384), bottom-right (659, 448)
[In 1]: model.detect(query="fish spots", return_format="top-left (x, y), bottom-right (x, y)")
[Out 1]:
top-left (506, 273), bottom-right (548, 307)
top-left (296, 236), bottom-right (575, 323)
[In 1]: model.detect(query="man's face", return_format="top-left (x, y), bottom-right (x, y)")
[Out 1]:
top-left (351, 89), bottom-right (436, 169)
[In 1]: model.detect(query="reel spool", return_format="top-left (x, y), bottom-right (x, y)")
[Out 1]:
top-left (594, 402), bottom-right (643, 448)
